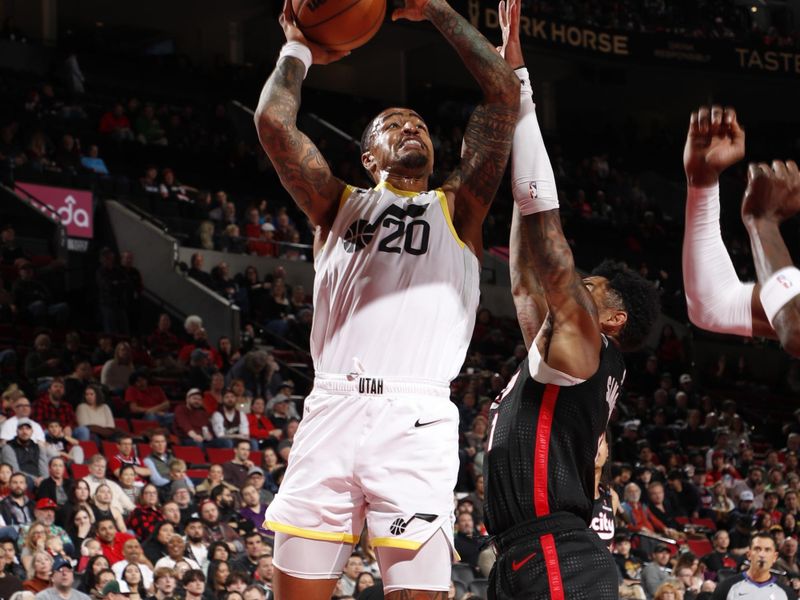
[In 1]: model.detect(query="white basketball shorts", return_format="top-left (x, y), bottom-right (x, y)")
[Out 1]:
top-left (264, 374), bottom-right (459, 556)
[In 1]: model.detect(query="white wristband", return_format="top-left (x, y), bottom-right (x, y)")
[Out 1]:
top-left (760, 266), bottom-right (800, 326)
top-left (279, 41), bottom-right (312, 79)
top-left (515, 67), bottom-right (533, 98)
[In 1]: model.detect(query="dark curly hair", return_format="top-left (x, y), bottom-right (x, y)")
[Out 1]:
top-left (591, 260), bottom-right (660, 352)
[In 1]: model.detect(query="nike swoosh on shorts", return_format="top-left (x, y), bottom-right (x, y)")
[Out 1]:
top-left (511, 552), bottom-right (537, 572)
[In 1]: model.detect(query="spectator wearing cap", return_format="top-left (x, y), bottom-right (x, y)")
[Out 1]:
top-left (177, 329), bottom-right (221, 370)
top-left (169, 479), bottom-right (195, 525)
top-left (0, 472), bottom-right (34, 528)
top-left (0, 543), bottom-right (22, 600)
top-left (210, 392), bottom-right (249, 451)
top-left (97, 580), bottom-right (125, 600)
top-left (245, 468), bottom-right (274, 507)
top-left (32, 380), bottom-right (88, 442)
top-left (731, 466), bottom-right (765, 509)
top-left (266, 398), bottom-right (295, 434)
top-left (37, 556), bottom-right (88, 600)
top-left (124, 372), bottom-right (172, 427)
top-left (615, 421), bottom-right (641, 465)
top-left (641, 545), bottom-right (672, 600)
top-left (11, 263), bottom-right (69, 327)
top-left (1, 419), bottom-right (47, 487)
top-left (249, 222), bottom-right (277, 257)
top-left (0, 398), bottom-right (45, 443)
top-left (730, 489), bottom-right (757, 527)
top-left (19, 499), bottom-right (74, 556)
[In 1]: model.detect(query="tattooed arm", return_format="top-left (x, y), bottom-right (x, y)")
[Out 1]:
top-left (394, 0), bottom-right (520, 258)
top-left (254, 2), bottom-right (347, 230)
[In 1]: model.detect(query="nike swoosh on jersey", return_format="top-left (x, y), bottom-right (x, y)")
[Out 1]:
top-left (511, 551), bottom-right (537, 572)
top-left (414, 419), bottom-right (442, 428)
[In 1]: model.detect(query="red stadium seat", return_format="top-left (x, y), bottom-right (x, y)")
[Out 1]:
top-left (114, 419), bottom-right (131, 433)
top-left (675, 516), bottom-right (690, 526)
top-left (102, 441), bottom-right (117, 457)
top-left (174, 446), bottom-right (207, 466)
top-left (78, 440), bottom-right (99, 459)
top-left (186, 468), bottom-right (209, 481)
top-left (71, 463), bottom-right (89, 478)
top-left (686, 538), bottom-right (713, 557)
top-left (206, 448), bottom-right (235, 465)
top-left (131, 419), bottom-right (154, 435)
top-left (249, 451), bottom-right (262, 465)
top-left (137, 444), bottom-right (151, 459)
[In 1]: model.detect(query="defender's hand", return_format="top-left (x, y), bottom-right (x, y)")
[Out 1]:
top-left (499, 0), bottom-right (524, 69)
top-left (742, 160), bottom-right (800, 223)
top-left (392, 0), bottom-right (432, 22)
top-left (280, 0), bottom-right (350, 65)
top-left (683, 105), bottom-right (745, 187)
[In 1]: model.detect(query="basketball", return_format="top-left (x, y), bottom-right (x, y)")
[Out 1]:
top-left (291, 0), bottom-right (386, 52)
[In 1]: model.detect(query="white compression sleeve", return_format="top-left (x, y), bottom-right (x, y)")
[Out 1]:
top-left (682, 184), bottom-right (754, 337)
top-left (511, 68), bottom-right (558, 215)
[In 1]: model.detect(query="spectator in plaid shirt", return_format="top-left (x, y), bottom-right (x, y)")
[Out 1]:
top-left (32, 379), bottom-right (90, 441)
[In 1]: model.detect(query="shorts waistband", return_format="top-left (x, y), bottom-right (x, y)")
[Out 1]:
top-left (492, 512), bottom-right (587, 553)
top-left (313, 374), bottom-right (451, 397)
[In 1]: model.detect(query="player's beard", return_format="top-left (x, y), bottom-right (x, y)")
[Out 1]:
top-left (397, 150), bottom-right (428, 170)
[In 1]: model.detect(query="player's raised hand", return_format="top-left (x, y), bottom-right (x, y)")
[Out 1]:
top-left (392, 0), bottom-right (432, 22)
top-left (683, 105), bottom-right (745, 188)
top-left (499, 0), bottom-right (524, 69)
top-left (742, 160), bottom-right (800, 223)
top-left (279, 0), bottom-right (350, 64)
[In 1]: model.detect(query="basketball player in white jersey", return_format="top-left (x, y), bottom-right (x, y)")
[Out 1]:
top-left (682, 105), bottom-right (800, 357)
top-left (254, 0), bottom-right (519, 597)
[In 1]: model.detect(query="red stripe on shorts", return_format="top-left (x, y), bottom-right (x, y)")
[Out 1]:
top-left (540, 533), bottom-right (565, 600)
top-left (533, 384), bottom-right (559, 516)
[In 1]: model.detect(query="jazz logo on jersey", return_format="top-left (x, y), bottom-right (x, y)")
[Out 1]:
top-left (343, 202), bottom-right (431, 255)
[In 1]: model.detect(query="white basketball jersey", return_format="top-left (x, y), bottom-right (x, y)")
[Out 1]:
top-left (311, 181), bottom-right (480, 384)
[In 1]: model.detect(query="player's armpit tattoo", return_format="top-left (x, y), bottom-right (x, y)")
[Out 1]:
top-left (454, 103), bottom-right (518, 206)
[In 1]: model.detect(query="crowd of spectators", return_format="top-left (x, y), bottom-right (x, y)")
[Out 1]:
top-left (523, 0), bottom-right (800, 48)
top-left (0, 18), bottom-right (799, 600)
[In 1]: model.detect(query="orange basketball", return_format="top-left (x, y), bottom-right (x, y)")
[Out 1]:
top-left (292, 0), bottom-right (386, 52)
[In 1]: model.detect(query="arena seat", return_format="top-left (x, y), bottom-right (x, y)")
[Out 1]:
top-left (206, 448), bottom-right (235, 465)
top-left (71, 463), bottom-right (89, 478)
top-left (686, 538), bottom-right (713, 557)
top-left (114, 418), bottom-right (131, 433)
top-left (173, 445), bottom-right (207, 466)
top-left (249, 451), bottom-right (262, 465)
top-left (78, 440), bottom-right (99, 459)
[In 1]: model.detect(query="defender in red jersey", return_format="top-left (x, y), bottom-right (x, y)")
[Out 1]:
top-left (484, 2), bottom-right (661, 598)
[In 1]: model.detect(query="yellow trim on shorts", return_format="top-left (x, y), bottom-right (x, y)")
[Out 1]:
top-left (369, 537), bottom-right (423, 550)
top-left (265, 521), bottom-right (360, 545)
top-left (339, 184), bottom-right (355, 209)
top-left (436, 189), bottom-right (466, 249)
top-left (376, 181), bottom-right (420, 198)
